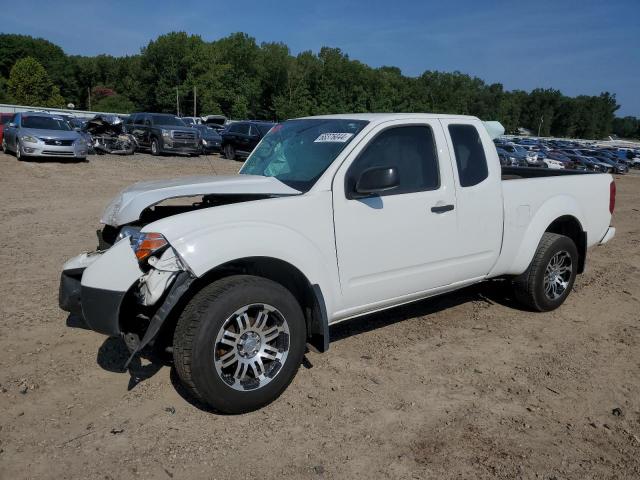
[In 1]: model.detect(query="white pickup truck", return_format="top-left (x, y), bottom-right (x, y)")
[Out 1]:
top-left (59, 113), bottom-right (616, 413)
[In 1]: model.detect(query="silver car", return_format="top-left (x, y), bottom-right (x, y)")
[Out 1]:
top-left (2, 112), bottom-right (88, 160)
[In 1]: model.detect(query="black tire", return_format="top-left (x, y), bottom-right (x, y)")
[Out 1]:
top-left (224, 144), bottom-right (236, 160)
top-left (15, 139), bottom-right (26, 161)
top-left (173, 275), bottom-right (306, 414)
top-left (1, 138), bottom-right (7, 153)
top-left (151, 138), bottom-right (160, 156)
top-left (512, 232), bottom-right (578, 312)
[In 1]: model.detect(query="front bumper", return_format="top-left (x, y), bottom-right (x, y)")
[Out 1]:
top-left (59, 240), bottom-right (143, 337)
top-left (21, 142), bottom-right (88, 158)
top-left (160, 138), bottom-right (200, 154)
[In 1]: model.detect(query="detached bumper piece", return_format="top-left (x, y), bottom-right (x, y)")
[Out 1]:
top-left (599, 226), bottom-right (616, 245)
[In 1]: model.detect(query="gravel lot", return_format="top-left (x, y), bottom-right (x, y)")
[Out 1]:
top-left (0, 151), bottom-right (639, 479)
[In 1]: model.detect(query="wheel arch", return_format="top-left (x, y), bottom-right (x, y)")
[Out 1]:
top-left (544, 215), bottom-right (586, 273)
top-left (155, 256), bottom-right (330, 355)
top-left (504, 195), bottom-right (587, 276)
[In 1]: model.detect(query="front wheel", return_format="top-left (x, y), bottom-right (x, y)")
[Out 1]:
top-left (150, 138), bottom-right (160, 156)
top-left (15, 139), bottom-right (26, 160)
top-left (224, 144), bottom-right (236, 160)
top-left (512, 232), bottom-right (578, 312)
top-left (173, 275), bottom-right (306, 413)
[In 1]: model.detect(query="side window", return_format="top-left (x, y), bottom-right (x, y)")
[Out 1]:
top-left (448, 125), bottom-right (489, 187)
top-left (346, 125), bottom-right (440, 197)
top-left (124, 115), bottom-right (134, 125)
top-left (248, 124), bottom-right (259, 136)
top-left (237, 123), bottom-right (250, 135)
top-left (144, 116), bottom-right (152, 126)
top-left (228, 124), bottom-right (240, 133)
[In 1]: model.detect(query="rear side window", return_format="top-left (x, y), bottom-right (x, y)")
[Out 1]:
top-left (448, 125), bottom-right (489, 187)
top-left (347, 125), bottom-right (440, 196)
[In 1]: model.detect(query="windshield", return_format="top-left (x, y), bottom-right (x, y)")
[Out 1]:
top-left (22, 115), bottom-right (72, 131)
top-left (152, 115), bottom-right (186, 127)
top-left (240, 119), bottom-right (368, 191)
top-left (195, 125), bottom-right (218, 135)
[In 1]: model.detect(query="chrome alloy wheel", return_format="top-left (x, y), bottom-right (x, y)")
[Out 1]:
top-left (544, 250), bottom-right (572, 300)
top-left (214, 304), bottom-right (290, 391)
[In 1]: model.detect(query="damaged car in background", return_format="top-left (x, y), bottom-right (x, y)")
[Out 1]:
top-left (83, 114), bottom-right (137, 155)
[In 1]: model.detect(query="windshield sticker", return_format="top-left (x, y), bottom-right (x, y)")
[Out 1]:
top-left (314, 132), bottom-right (354, 143)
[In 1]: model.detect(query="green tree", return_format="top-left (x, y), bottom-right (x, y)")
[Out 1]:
top-left (93, 94), bottom-right (135, 113)
top-left (7, 56), bottom-right (64, 107)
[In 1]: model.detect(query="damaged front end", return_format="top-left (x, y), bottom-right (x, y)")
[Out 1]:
top-left (59, 173), bottom-right (302, 362)
top-left (59, 230), bottom-right (193, 365)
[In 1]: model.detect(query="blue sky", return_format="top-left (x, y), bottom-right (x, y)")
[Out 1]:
top-left (2, 0), bottom-right (638, 115)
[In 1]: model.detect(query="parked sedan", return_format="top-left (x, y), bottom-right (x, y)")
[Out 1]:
top-left (194, 124), bottom-right (222, 153)
top-left (2, 112), bottom-right (88, 160)
top-left (221, 120), bottom-right (275, 160)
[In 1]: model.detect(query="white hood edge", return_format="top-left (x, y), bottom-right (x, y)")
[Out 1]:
top-left (101, 174), bottom-right (301, 226)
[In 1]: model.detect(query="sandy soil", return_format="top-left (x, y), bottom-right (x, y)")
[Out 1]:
top-left (0, 151), bottom-right (638, 480)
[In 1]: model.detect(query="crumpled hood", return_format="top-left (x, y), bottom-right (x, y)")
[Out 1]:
top-left (101, 174), bottom-right (301, 226)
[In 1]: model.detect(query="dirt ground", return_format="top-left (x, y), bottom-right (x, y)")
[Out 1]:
top-left (0, 151), bottom-right (638, 480)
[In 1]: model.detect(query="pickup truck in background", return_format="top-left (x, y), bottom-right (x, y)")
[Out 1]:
top-left (124, 113), bottom-right (201, 156)
top-left (59, 113), bottom-right (616, 413)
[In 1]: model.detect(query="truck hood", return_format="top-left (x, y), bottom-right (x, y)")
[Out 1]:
top-left (101, 174), bottom-right (301, 226)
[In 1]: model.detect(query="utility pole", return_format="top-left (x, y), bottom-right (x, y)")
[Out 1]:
top-left (193, 86), bottom-right (197, 117)
top-left (537, 115), bottom-right (544, 137)
top-left (176, 87), bottom-right (180, 116)
top-left (87, 86), bottom-right (91, 110)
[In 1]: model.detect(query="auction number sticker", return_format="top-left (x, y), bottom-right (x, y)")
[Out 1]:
top-left (314, 132), bottom-right (354, 143)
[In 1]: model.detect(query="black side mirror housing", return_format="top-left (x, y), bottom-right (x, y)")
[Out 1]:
top-left (352, 166), bottom-right (399, 198)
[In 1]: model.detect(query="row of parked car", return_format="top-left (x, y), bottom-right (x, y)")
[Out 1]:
top-left (0, 110), bottom-right (276, 161)
top-left (2, 110), bottom-right (639, 171)
top-left (495, 137), bottom-right (640, 174)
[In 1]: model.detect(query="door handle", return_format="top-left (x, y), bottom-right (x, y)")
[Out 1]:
top-left (431, 204), bottom-right (455, 213)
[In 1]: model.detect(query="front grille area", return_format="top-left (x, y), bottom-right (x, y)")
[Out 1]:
top-left (172, 130), bottom-right (196, 140)
top-left (42, 150), bottom-right (74, 156)
top-left (41, 138), bottom-right (74, 146)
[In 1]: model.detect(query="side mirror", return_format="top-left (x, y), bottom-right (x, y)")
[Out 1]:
top-left (73, 127), bottom-right (81, 132)
top-left (353, 166), bottom-right (399, 198)
top-left (8, 122), bottom-right (16, 128)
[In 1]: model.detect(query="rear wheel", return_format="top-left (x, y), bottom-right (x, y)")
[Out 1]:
top-left (1, 138), bottom-right (7, 153)
top-left (173, 275), bottom-right (306, 413)
top-left (224, 144), bottom-right (236, 160)
top-left (512, 232), bottom-right (578, 312)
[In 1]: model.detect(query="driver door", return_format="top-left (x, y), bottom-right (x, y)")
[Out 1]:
top-left (332, 120), bottom-right (459, 317)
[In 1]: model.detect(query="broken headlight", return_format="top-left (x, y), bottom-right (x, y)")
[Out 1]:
top-left (130, 232), bottom-right (169, 262)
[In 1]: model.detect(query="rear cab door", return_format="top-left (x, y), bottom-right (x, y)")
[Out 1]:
top-left (129, 114), bottom-right (146, 146)
top-left (439, 118), bottom-right (504, 279)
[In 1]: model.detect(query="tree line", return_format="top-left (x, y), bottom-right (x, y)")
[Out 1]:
top-left (0, 32), bottom-right (636, 139)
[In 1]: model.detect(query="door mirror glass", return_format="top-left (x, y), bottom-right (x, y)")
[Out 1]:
top-left (354, 166), bottom-right (399, 197)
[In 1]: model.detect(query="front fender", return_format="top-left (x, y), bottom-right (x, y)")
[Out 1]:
top-left (503, 195), bottom-right (586, 276)
top-left (165, 221), bottom-right (337, 314)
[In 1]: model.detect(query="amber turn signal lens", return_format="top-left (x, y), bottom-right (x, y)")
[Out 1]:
top-left (134, 232), bottom-right (168, 261)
